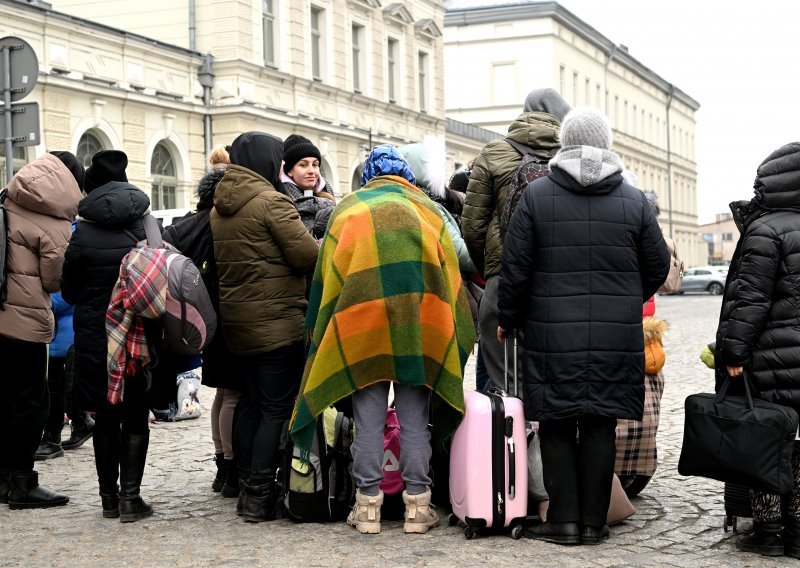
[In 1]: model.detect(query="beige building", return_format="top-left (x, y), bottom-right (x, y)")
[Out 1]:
top-left (443, 0), bottom-right (705, 267)
top-left (3, 0), bottom-right (489, 206)
top-left (700, 212), bottom-right (737, 265)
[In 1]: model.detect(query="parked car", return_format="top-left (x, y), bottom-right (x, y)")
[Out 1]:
top-left (151, 208), bottom-right (191, 227)
top-left (672, 265), bottom-right (728, 295)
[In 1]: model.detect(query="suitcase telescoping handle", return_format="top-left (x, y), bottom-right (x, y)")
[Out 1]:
top-left (503, 330), bottom-right (518, 397)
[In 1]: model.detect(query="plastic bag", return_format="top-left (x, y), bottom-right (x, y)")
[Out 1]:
top-left (170, 369), bottom-right (202, 421)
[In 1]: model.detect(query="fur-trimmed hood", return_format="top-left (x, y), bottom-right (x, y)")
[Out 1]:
top-left (643, 317), bottom-right (667, 345)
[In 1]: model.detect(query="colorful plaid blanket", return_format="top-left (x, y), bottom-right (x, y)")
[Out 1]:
top-left (290, 175), bottom-right (475, 457)
top-left (106, 245), bottom-right (168, 404)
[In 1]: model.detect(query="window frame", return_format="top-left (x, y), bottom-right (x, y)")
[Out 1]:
top-left (150, 142), bottom-right (177, 210)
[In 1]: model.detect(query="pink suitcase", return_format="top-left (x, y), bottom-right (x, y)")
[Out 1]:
top-left (449, 333), bottom-right (528, 539)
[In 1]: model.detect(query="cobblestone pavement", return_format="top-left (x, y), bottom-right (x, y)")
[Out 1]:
top-left (0, 295), bottom-right (791, 567)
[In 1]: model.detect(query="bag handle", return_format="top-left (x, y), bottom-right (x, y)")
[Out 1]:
top-left (715, 372), bottom-right (759, 409)
top-left (142, 214), bottom-right (164, 248)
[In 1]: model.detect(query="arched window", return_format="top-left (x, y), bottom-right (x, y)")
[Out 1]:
top-left (76, 130), bottom-right (106, 169)
top-left (350, 164), bottom-right (363, 193)
top-left (151, 142), bottom-right (177, 210)
top-left (0, 146), bottom-right (27, 186)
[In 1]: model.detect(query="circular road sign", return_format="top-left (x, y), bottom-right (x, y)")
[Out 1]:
top-left (0, 36), bottom-right (39, 102)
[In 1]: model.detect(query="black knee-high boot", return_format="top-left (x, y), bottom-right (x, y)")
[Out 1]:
top-left (93, 432), bottom-right (121, 518)
top-left (118, 432), bottom-right (153, 523)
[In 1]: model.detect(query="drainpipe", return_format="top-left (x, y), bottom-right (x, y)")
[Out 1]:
top-left (189, 0), bottom-right (196, 51)
top-left (665, 83), bottom-right (675, 239)
top-left (198, 54), bottom-right (214, 159)
top-left (602, 44), bottom-right (618, 114)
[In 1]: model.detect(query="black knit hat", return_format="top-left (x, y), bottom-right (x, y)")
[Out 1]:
top-left (50, 151), bottom-right (85, 190)
top-left (282, 134), bottom-right (321, 173)
top-left (84, 150), bottom-right (128, 193)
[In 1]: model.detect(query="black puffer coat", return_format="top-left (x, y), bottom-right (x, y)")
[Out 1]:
top-left (61, 182), bottom-right (151, 410)
top-left (165, 172), bottom-right (240, 391)
top-left (716, 142), bottom-right (800, 411)
top-left (498, 166), bottom-right (669, 422)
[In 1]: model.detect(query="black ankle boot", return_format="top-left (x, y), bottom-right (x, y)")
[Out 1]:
top-left (93, 433), bottom-right (121, 518)
top-left (212, 453), bottom-right (226, 492)
top-left (785, 519), bottom-right (800, 559)
top-left (241, 471), bottom-right (277, 523)
top-left (0, 470), bottom-right (9, 504)
top-left (736, 521), bottom-right (783, 556)
top-left (63, 412), bottom-right (94, 450)
top-left (8, 471), bottom-right (69, 509)
top-left (34, 430), bottom-right (65, 461)
top-left (525, 521), bottom-right (581, 545)
top-left (221, 458), bottom-right (240, 498)
top-left (119, 433), bottom-right (153, 523)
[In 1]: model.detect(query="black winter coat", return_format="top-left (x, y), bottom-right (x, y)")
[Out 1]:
top-left (61, 182), bottom-right (151, 410)
top-left (497, 167), bottom-right (669, 421)
top-left (165, 211), bottom-right (240, 391)
top-left (716, 142), bottom-right (800, 411)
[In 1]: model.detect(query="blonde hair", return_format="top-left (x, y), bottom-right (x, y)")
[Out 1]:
top-left (207, 145), bottom-right (230, 171)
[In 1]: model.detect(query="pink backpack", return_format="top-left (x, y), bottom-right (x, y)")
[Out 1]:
top-left (380, 408), bottom-right (403, 495)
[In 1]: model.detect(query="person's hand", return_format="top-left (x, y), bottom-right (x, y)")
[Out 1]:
top-left (727, 366), bottom-right (744, 377)
top-left (497, 326), bottom-right (507, 344)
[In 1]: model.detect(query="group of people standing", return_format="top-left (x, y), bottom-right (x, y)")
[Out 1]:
top-left (26, 82), bottom-right (800, 556)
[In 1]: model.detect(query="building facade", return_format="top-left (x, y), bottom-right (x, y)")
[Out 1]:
top-left (443, 0), bottom-right (705, 267)
top-left (699, 212), bottom-right (737, 266)
top-left (3, 0), bottom-right (487, 206)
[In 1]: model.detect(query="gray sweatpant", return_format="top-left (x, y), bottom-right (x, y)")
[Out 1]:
top-left (351, 381), bottom-right (431, 497)
top-left (479, 275), bottom-right (525, 391)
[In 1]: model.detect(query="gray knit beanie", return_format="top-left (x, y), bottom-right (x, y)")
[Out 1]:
top-left (560, 107), bottom-right (613, 150)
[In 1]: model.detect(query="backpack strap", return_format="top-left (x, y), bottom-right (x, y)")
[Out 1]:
top-left (504, 138), bottom-right (557, 160)
top-left (504, 137), bottom-right (536, 157)
top-left (142, 214), bottom-right (164, 248)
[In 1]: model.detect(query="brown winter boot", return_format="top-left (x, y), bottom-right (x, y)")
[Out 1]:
top-left (346, 489), bottom-right (383, 534)
top-left (402, 489), bottom-right (440, 534)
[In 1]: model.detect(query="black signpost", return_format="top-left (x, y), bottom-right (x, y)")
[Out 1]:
top-left (0, 36), bottom-right (40, 183)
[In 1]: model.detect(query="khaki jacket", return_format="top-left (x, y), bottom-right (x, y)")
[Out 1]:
top-left (211, 164), bottom-right (318, 355)
top-left (462, 112), bottom-right (561, 277)
top-left (0, 154), bottom-right (81, 343)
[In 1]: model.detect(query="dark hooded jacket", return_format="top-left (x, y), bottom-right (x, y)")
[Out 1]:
top-left (716, 142), bottom-right (800, 411)
top-left (164, 169), bottom-right (239, 390)
top-left (60, 182), bottom-right (151, 409)
top-left (497, 146), bottom-right (669, 422)
top-left (211, 132), bottom-right (318, 355)
top-left (463, 88), bottom-right (569, 277)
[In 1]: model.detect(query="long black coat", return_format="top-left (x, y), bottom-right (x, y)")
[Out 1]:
top-left (60, 182), bottom-right (150, 410)
top-left (717, 142), bottom-right (800, 411)
top-left (498, 168), bottom-right (669, 421)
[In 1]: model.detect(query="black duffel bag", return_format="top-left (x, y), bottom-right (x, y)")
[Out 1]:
top-left (678, 374), bottom-right (798, 495)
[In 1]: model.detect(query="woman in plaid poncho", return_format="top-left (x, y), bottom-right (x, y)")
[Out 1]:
top-left (290, 145), bottom-right (475, 535)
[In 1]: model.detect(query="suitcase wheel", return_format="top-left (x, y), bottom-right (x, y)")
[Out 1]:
top-left (511, 525), bottom-right (525, 540)
top-left (447, 514), bottom-right (459, 527)
top-left (464, 526), bottom-right (477, 540)
top-left (723, 515), bottom-right (733, 532)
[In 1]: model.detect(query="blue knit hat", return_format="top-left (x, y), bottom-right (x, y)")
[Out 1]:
top-left (360, 144), bottom-right (416, 187)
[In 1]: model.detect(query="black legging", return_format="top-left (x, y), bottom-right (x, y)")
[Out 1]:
top-left (0, 336), bottom-right (48, 472)
top-left (234, 341), bottom-right (304, 481)
top-left (539, 415), bottom-right (618, 527)
top-left (93, 374), bottom-right (150, 436)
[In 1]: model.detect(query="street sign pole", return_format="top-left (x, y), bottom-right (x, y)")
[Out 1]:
top-left (3, 44), bottom-right (12, 182)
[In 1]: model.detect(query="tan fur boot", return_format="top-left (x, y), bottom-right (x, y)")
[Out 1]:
top-left (402, 489), bottom-right (440, 534)
top-left (346, 489), bottom-right (383, 534)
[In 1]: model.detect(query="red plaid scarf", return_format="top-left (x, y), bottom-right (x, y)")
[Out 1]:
top-left (106, 246), bottom-right (169, 404)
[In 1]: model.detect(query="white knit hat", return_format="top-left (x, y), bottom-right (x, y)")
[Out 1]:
top-left (560, 107), bottom-right (614, 150)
